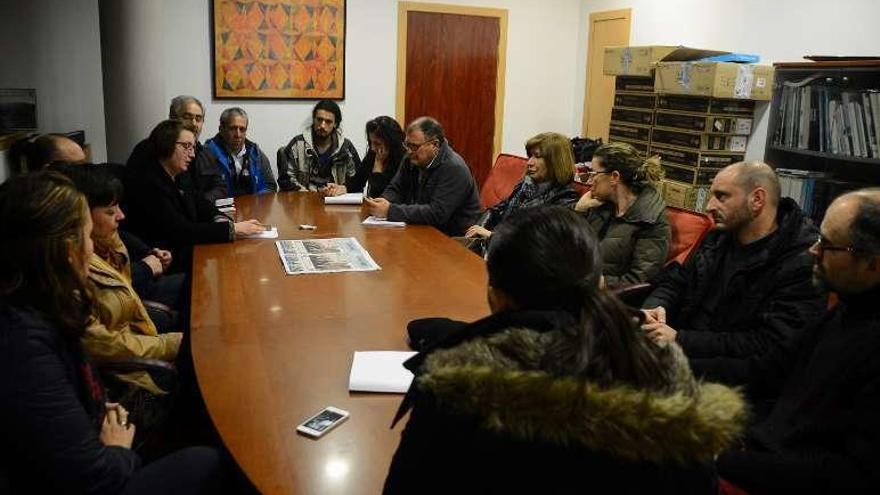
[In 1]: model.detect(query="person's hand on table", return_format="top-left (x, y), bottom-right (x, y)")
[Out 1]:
top-left (234, 219), bottom-right (265, 237)
top-left (321, 183), bottom-right (347, 197)
top-left (364, 197), bottom-right (391, 218)
top-left (465, 225), bottom-right (492, 239)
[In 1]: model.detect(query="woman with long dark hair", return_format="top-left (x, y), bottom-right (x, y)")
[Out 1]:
top-left (0, 172), bottom-right (219, 494)
top-left (322, 115), bottom-right (406, 198)
top-left (384, 206), bottom-right (745, 493)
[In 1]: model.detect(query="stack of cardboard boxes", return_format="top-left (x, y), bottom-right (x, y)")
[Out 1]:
top-left (603, 46), bottom-right (774, 211)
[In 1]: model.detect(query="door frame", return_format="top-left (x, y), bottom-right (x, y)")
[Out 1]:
top-left (581, 8), bottom-right (631, 136)
top-left (396, 2), bottom-right (508, 162)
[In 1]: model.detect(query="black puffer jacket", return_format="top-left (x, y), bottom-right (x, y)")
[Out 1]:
top-left (385, 310), bottom-right (746, 494)
top-left (0, 303), bottom-right (140, 494)
top-left (643, 198), bottom-right (827, 384)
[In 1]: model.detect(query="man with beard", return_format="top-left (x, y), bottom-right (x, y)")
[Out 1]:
top-left (276, 99), bottom-right (360, 191)
top-left (126, 95), bottom-right (228, 203)
top-left (203, 107), bottom-right (277, 197)
top-left (716, 189), bottom-right (880, 494)
top-left (640, 162), bottom-right (826, 384)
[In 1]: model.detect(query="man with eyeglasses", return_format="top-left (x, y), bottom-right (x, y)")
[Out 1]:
top-left (364, 116), bottom-right (479, 237)
top-left (126, 95), bottom-right (227, 203)
top-left (276, 99), bottom-right (360, 191)
top-left (716, 188), bottom-right (880, 494)
top-left (640, 162), bottom-right (826, 385)
top-left (204, 107), bottom-right (277, 198)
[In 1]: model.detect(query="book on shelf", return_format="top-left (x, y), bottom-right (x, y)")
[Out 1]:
top-left (773, 85), bottom-right (880, 159)
top-left (776, 168), bottom-right (869, 223)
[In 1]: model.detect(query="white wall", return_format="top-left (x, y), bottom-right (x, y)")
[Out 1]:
top-left (101, 0), bottom-right (583, 169)
top-left (0, 0), bottom-right (107, 163)
top-left (576, 0), bottom-right (880, 160)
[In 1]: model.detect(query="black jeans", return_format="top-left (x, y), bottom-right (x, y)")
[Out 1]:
top-left (122, 446), bottom-right (222, 495)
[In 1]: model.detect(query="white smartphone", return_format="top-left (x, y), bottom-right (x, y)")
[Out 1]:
top-left (296, 406), bottom-right (349, 438)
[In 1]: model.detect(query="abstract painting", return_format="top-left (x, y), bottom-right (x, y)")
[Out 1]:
top-left (211, 0), bottom-right (345, 99)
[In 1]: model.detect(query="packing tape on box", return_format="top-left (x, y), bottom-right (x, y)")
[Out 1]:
top-left (621, 47), bottom-right (632, 74)
top-left (735, 64), bottom-right (755, 99)
top-left (676, 62), bottom-right (692, 91)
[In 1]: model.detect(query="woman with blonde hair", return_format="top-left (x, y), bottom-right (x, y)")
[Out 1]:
top-left (464, 132), bottom-right (580, 244)
top-left (577, 142), bottom-right (670, 288)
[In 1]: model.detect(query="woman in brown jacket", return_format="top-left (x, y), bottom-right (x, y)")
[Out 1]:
top-left (576, 142), bottom-right (670, 288)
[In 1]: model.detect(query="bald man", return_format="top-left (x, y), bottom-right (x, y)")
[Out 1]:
top-left (28, 134), bottom-right (86, 167)
top-left (718, 189), bottom-right (880, 493)
top-left (641, 162), bottom-right (826, 384)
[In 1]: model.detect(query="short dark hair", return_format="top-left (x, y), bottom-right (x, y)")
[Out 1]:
top-left (26, 134), bottom-right (78, 168)
top-left (149, 119), bottom-right (197, 161)
top-left (407, 116), bottom-right (445, 143)
top-left (313, 99), bottom-right (342, 125)
top-left (51, 163), bottom-right (123, 208)
top-left (849, 188), bottom-right (880, 255)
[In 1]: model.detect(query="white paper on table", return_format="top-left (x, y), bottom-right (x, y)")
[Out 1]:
top-left (239, 227), bottom-right (278, 239)
top-left (362, 216), bottom-right (406, 228)
top-left (349, 351), bottom-right (418, 393)
top-left (324, 193), bottom-right (364, 205)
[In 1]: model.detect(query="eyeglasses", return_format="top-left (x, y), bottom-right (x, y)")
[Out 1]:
top-left (404, 139), bottom-right (435, 153)
top-left (584, 170), bottom-right (610, 181)
top-left (181, 112), bottom-right (204, 123)
top-left (815, 234), bottom-right (859, 257)
top-left (176, 141), bottom-right (195, 151)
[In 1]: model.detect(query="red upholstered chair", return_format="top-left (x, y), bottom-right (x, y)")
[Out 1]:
top-left (479, 153), bottom-right (527, 210)
top-left (665, 206), bottom-right (714, 265)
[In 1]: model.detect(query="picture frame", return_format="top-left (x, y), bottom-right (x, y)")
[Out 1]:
top-left (211, 0), bottom-right (346, 100)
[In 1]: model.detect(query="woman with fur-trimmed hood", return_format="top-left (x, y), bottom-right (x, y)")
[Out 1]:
top-left (384, 206), bottom-right (747, 494)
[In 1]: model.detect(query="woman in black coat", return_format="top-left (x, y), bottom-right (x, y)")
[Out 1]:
top-left (123, 119), bottom-right (264, 272)
top-left (384, 206), bottom-right (747, 494)
top-left (322, 115), bottom-right (406, 198)
top-left (0, 172), bottom-right (220, 494)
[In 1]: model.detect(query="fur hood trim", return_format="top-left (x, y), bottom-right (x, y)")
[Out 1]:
top-left (419, 328), bottom-right (747, 465)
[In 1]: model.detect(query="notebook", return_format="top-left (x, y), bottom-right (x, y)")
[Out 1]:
top-left (349, 351), bottom-right (417, 393)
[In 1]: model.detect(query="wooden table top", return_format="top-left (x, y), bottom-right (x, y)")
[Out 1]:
top-left (190, 192), bottom-right (489, 494)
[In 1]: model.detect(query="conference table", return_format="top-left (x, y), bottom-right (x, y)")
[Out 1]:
top-left (190, 192), bottom-right (489, 494)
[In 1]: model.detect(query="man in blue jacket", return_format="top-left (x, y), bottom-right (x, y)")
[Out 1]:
top-left (204, 107), bottom-right (278, 197)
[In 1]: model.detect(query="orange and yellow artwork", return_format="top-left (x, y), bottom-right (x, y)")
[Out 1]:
top-left (212, 0), bottom-right (345, 99)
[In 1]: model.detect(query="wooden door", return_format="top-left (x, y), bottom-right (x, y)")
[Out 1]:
top-left (397, 3), bottom-right (507, 187)
top-left (582, 9), bottom-right (631, 141)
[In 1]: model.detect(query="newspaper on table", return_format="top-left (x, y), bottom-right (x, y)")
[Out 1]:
top-left (275, 237), bottom-right (380, 275)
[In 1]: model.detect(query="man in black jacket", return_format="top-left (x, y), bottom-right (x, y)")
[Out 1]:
top-left (365, 116), bottom-right (480, 236)
top-left (641, 162), bottom-right (826, 384)
top-left (717, 188), bottom-right (880, 494)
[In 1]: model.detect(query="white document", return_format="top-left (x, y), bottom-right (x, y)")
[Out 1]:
top-left (215, 197), bottom-right (235, 208)
top-left (239, 226), bottom-right (278, 239)
top-left (349, 351), bottom-right (418, 393)
top-left (362, 216), bottom-right (406, 228)
top-left (324, 193), bottom-right (364, 205)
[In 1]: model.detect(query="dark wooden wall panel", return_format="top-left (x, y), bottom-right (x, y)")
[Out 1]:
top-left (405, 11), bottom-right (499, 187)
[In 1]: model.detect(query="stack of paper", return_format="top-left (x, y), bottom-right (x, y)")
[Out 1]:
top-left (349, 351), bottom-right (417, 393)
top-left (324, 193), bottom-right (364, 205)
top-left (362, 216), bottom-right (406, 228)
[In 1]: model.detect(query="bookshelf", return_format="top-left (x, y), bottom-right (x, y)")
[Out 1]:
top-left (765, 60), bottom-right (880, 183)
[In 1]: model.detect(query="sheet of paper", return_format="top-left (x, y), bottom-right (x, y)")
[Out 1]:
top-left (239, 226), bottom-right (278, 239)
top-left (324, 193), bottom-right (364, 205)
top-left (362, 216), bottom-right (406, 228)
top-left (275, 237), bottom-right (381, 275)
top-left (349, 351), bottom-right (418, 393)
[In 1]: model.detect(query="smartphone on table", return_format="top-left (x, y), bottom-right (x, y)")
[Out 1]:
top-left (296, 406), bottom-right (349, 438)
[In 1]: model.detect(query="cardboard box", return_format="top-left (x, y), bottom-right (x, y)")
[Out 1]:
top-left (604, 46), bottom-right (727, 77)
top-left (609, 123), bottom-right (651, 143)
top-left (661, 179), bottom-right (710, 211)
top-left (661, 162), bottom-right (722, 186)
top-left (608, 136), bottom-right (650, 155)
top-left (652, 128), bottom-right (748, 152)
top-left (613, 92), bottom-right (656, 110)
top-left (650, 144), bottom-right (744, 168)
top-left (615, 76), bottom-right (655, 93)
top-left (657, 95), bottom-right (756, 116)
top-left (655, 62), bottom-right (774, 100)
top-left (654, 111), bottom-right (752, 135)
top-left (611, 107), bottom-right (654, 126)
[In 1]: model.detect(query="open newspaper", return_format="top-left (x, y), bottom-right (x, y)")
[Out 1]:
top-left (275, 237), bottom-right (380, 275)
